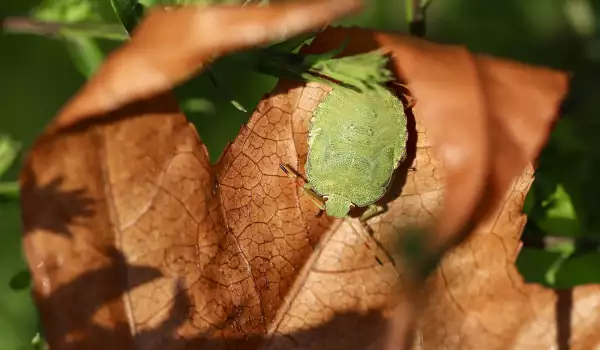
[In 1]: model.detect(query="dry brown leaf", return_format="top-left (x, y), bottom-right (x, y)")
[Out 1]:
top-left (19, 4), bottom-right (600, 350)
top-left (301, 28), bottom-right (600, 350)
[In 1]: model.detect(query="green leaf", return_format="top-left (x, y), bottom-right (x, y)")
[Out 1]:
top-left (268, 31), bottom-right (319, 53)
top-left (517, 243), bottom-right (600, 289)
top-left (181, 98), bottom-right (216, 114)
top-left (110, 0), bottom-right (144, 34)
top-left (28, 1), bottom-right (112, 78)
top-left (24, 0), bottom-right (128, 40)
top-left (64, 35), bottom-right (104, 77)
top-left (231, 35), bottom-right (395, 92)
top-left (303, 36), bottom-right (349, 66)
top-left (0, 135), bottom-right (20, 199)
top-left (523, 184), bottom-right (536, 215)
top-left (207, 69), bottom-right (247, 112)
top-left (32, 0), bottom-right (100, 23)
top-left (31, 0), bottom-right (118, 24)
top-left (0, 134), bottom-right (21, 178)
top-left (524, 115), bottom-right (600, 244)
top-left (554, 252), bottom-right (600, 288)
top-left (516, 247), bottom-right (569, 287)
top-left (309, 49), bottom-right (395, 91)
top-left (31, 332), bottom-right (44, 348)
top-left (532, 183), bottom-right (581, 237)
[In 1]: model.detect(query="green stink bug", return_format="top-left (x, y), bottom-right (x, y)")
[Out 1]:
top-left (280, 83), bottom-right (411, 261)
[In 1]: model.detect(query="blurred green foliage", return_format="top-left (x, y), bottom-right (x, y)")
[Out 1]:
top-left (518, 70), bottom-right (600, 288)
top-left (515, 0), bottom-right (600, 289)
top-left (1, 0), bottom-right (599, 348)
top-left (32, 0), bottom-right (116, 23)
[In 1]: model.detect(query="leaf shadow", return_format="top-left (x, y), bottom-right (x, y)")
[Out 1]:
top-left (35, 247), bottom-right (163, 349)
top-left (20, 163), bottom-right (95, 238)
top-left (38, 247), bottom-right (390, 350)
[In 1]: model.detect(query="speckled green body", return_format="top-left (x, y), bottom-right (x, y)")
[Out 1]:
top-left (305, 86), bottom-right (408, 218)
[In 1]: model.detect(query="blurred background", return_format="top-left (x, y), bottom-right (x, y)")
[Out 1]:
top-left (0, 0), bottom-right (598, 348)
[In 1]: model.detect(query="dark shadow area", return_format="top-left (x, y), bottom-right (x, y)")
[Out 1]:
top-left (33, 248), bottom-right (163, 350)
top-left (382, 82), bottom-right (419, 201)
top-left (520, 220), bottom-right (546, 250)
top-left (8, 267), bottom-right (31, 290)
top-left (556, 288), bottom-right (573, 350)
top-left (34, 246), bottom-right (390, 350)
top-left (430, 0), bottom-right (587, 70)
top-left (558, 62), bottom-right (600, 119)
top-left (185, 54), bottom-right (278, 164)
top-left (20, 164), bottom-right (95, 238)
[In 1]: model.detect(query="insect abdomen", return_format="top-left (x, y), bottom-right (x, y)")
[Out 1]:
top-left (306, 85), bottom-right (408, 206)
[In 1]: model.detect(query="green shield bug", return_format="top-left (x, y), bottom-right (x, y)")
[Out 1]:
top-left (280, 82), bottom-right (412, 263)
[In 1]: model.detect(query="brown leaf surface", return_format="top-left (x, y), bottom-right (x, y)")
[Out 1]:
top-left (19, 4), bottom-right (600, 350)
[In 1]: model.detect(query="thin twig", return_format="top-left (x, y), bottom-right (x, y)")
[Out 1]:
top-left (1, 17), bottom-right (128, 41)
top-left (406, 0), bottom-right (432, 37)
top-left (1, 17), bottom-right (61, 37)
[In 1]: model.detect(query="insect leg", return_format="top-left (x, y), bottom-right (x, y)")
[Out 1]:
top-left (390, 82), bottom-right (417, 108)
top-left (279, 164), bottom-right (326, 211)
top-left (405, 95), bottom-right (417, 109)
top-left (358, 204), bottom-right (390, 266)
top-left (302, 184), bottom-right (327, 212)
top-left (359, 203), bottom-right (388, 223)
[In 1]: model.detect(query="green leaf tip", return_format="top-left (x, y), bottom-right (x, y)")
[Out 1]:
top-left (531, 183), bottom-right (582, 237)
top-left (268, 31), bottom-right (319, 53)
top-left (111, 0), bottom-right (144, 34)
top-left (207, 68), bottom-right (248, 113)
top-left (308, 49), bottom-right (395, 91)
top-left (64, 35), bottom-right (104, 78)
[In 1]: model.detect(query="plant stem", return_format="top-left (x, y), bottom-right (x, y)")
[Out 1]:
top-left (1, 17), bottom-right (128, 41)
top-left (406, 0), bottom-right (431, 37)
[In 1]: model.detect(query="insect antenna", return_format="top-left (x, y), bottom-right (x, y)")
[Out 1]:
top-left (389, 81), bottom-right (417, 109)
top-left (279, 164), bottom-right (303, 187)
top-left (361, 223), bottom-right (384, 266)
top-left (352, 222), bottom-right (398, 272)
top-left (356, 222), bottom-right (399, 272)
top-left (279, 164), bottom-right (326, 211)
